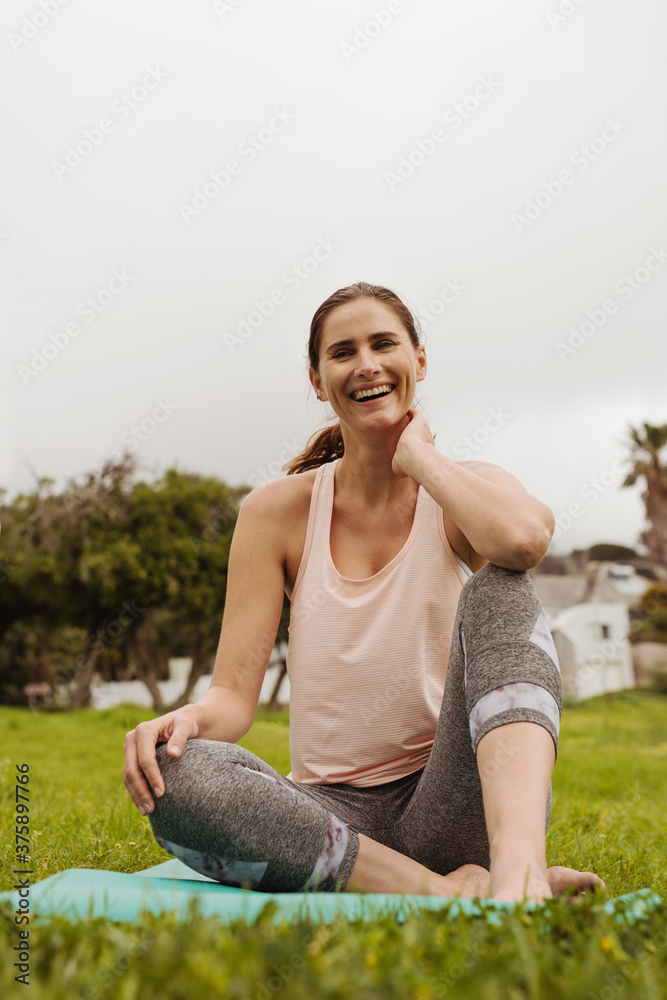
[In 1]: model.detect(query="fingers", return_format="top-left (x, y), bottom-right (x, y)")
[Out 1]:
top-left (123, 726), bottom-right (158, 815)
top-left (164, 716), bottom-right (198, 758)
top-left (123, 714), bottom-right (198, 815)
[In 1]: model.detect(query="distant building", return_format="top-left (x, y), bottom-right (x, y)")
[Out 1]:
top-left (23, 682), bottom-right (52, 709)
top-left (89, 649), bottom-right (290, 709)
top-left (530, 562), bottom-right (649, 699)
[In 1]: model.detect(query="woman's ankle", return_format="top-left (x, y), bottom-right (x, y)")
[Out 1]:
top-left (489, 844), bottom-right (551, 902)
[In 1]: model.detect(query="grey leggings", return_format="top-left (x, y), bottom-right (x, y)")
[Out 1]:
top-left (148, 564), bottom-right (562, 892)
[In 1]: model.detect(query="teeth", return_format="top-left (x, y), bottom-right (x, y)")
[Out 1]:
top-left (351, 384), bottom-right (395, 401)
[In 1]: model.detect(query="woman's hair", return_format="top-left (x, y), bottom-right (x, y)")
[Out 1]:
top-left (284, 281), bottom-right (422, 476)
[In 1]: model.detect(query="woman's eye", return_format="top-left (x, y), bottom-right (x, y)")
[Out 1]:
top-left (332, 341), bottom-right (395, 358)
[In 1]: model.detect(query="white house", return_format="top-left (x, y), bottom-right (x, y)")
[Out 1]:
top-left (530, 562), bottom-right (649, 700)
top-left (547, 602), bottom-right (635, 700)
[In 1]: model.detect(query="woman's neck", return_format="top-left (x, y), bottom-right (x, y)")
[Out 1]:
top-left (334, 430), bottom-right (417, 509)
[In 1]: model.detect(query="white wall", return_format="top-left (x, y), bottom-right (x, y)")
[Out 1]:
top-left (550, 603), bottom-right (635, 699)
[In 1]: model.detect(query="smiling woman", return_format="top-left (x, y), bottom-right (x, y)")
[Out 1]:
top-left (285, 283), bottom-right (426, 475)
top-left (124, 281), bottom-right (604, 904)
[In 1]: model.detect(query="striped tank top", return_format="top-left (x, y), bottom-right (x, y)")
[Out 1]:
top-left (286, 457), bottom-right (468, 787)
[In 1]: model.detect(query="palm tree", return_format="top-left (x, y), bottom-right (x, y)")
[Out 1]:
top-left (623, 422), bottom-right (667, 567)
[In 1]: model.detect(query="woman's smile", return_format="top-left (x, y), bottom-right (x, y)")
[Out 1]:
top-left (348, 383), bottom-right (397, 403)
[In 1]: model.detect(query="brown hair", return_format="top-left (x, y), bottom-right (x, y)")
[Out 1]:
top-left (284, 282), bottom-right (422, 476)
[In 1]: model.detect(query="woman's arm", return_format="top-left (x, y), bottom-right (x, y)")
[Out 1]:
top-left (393, 412), bottom-right (554, 572)
top-left (124, 482), bottom-right (287, 813)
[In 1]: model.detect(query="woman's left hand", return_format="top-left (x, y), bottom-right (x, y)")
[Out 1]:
top-left (392, 409), bottom-right (436, 478)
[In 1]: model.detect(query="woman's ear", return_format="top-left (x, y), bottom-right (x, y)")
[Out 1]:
top-left (309, 368), bottom-right (326, 401)
top-left (416, 346), bottom-right (427, 382)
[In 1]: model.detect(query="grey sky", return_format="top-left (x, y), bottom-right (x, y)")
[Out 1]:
top-left (3, 0), bottom-right (666, 555)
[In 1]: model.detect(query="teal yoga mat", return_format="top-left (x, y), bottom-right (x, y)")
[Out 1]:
top-left (0, 859), bottom-right (662, 926)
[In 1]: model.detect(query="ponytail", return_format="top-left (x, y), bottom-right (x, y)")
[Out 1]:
top-left (283, 424), bottom-right (344, 476)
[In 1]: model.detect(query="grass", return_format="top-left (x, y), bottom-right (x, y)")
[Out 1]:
top-left (1, 691), bottom-right (666, 998)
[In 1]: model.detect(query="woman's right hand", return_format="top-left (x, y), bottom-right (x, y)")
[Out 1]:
top-left (123, 709), bottom-right (200, 815)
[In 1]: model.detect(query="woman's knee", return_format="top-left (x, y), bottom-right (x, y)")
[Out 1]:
top-left (458, 563), bottom-right (551, 658)
top-left (154, 738), bottom-right (233, 789)
top-left (148, 739), bottom-right (252, 853)
top-left (150, 739), bottom-right (237, 829)
top-left (459, 562), bottom-right (538, 612)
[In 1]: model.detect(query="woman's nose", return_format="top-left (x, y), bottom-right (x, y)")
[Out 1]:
top-left (355, 349), bottom-right (380, 375)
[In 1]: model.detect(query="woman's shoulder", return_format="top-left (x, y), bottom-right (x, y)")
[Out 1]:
top-left (240, 469), bottom-right (321, 593)
top-left (240, 467), bottom-right (319, 522)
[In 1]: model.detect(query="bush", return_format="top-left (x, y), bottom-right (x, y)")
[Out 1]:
top-left (647, 660), bottom-right (667, 693)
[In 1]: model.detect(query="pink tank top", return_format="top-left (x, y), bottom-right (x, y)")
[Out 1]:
top-left (286, 458), bottom-right (467, 787)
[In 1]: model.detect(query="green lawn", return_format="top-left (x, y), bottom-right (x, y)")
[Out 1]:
top-left (1, 692), bottom-right (666, 998)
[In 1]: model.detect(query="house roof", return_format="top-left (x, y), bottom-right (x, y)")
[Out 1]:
top-left (530, 574), bottom-right (587, 611)
top-left (530, 562), bottom-right (650, 612)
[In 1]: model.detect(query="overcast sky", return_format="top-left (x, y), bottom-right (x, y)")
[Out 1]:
top-left (2, 0), bottom-right (666, 555)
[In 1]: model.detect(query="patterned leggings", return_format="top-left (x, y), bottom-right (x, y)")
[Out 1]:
top-left (148, 564), bottom-right (562, 892)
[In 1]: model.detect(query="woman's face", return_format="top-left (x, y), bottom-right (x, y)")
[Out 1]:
top-left (310, 298), bottom-right (426, 433)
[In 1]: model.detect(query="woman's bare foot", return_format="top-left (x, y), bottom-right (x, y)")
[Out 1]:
top-left (439, 864), bottom-right (491, 899)
top-left (490, 857), bottom-right (606, 902)
top-left (488, 846), bottom-right (553, 902)
top-left (546, 865), bottom-right (606, 897)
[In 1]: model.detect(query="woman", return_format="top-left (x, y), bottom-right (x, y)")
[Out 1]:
top-left (123, 282), bottom-right (605, 902)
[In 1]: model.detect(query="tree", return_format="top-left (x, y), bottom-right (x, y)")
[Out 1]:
top-left (631, 582), bottom-right (667, 639)
top-left (119, 468), bottom-right (248, 711)
top-left (622, 422), bottom-right (667, 567)
top-left (1, 455), bottom-right (149, 706)
top-left (0, 457), bottom-right (250, 708)
top-left (587, 543), bottom-right (638, 563)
